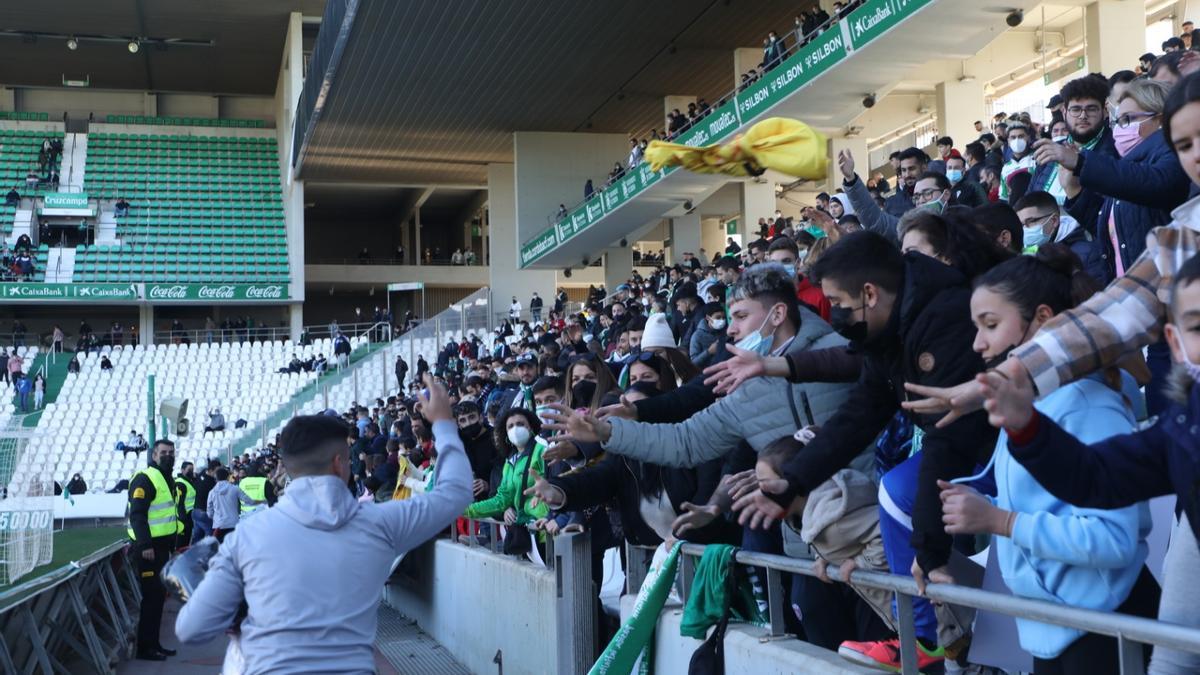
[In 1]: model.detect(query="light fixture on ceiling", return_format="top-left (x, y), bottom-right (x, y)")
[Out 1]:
top-left (1006, 9), bottom-right (1024, 28)
top-left (127, 40), bottom-right (140, 53)
top-left (66, 37), bottom-right (78, 51)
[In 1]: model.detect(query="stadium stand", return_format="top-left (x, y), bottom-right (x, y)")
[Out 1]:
top-left (105, 115), bottom-right (268, 128)
top-left (77, 131), bottom-right (288, 284)
top-left (0, 127), bottom-right (65, 200)
top-left (16, 337), bottom-right (362, 494)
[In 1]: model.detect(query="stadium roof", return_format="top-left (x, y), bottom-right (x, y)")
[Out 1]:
top-left (0, 0), bottom-right (325, 95)
top-left (294, 0), bottom-right (815, 186)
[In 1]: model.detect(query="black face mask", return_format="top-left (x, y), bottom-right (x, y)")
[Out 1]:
top-left (461, 422), bottom-right (482, 439)
top-left (982, 318), bottom-right (1033, 371)
top-left (571, 380), bottom-right (597, 406)
top-left (829, 301), bottom-right (868, 343)
top-left (156, 456), bottom-right (175, 475)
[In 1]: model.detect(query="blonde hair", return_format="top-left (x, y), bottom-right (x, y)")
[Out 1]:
top-left (1118, 78), bottom-right (1170, 114)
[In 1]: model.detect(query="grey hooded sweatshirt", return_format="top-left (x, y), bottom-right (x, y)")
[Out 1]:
top-left (175, 419), bottom-right (471, 674)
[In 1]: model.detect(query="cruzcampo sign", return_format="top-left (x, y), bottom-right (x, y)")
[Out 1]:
top-left (0, 282), bottom-right (139, 301)
top-left (43, 192), bottom-right (89, 209)
top-left (518, 0), bottom-right (932, 269)
top-left (145, 283), bottom-right (289, 301)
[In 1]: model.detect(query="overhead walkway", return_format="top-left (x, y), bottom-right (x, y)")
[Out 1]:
top-left (519, 0), bottom-right (1041, 269)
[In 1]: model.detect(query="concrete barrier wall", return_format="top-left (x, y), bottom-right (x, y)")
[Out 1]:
top-left (622, 597), bottom-right (877, 675)
top-left (384, 539), bottom-right (558, 675)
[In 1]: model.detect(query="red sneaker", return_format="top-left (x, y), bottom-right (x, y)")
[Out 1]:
top-left (837, 637), bottom-right (944, 673)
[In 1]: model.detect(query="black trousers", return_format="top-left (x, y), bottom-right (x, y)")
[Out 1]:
top-left (1033, 565), bottom-right (1161, 675)
top-left (134, 539), bottom-right (173, 652)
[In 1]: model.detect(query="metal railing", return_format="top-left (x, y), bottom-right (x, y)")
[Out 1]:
top-left (671, 543), bottom-right (1200, 675)
top-left (310, 256), bottom-right (487, 267)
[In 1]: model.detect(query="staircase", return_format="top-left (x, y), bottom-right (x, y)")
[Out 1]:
top-left (61, 133), bottom-right (87, 192)
top-left (7, 208), bottom-right (32, 246)
top-left (94, 209), bottom-right (120, 246)
top-left (43, 247), bottom-right (76, 282)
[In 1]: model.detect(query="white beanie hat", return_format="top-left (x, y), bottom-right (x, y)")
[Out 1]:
top-left (640, 313), bottom-right (677, 350)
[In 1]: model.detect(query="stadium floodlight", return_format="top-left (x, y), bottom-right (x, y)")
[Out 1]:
top-left (66, 37), bottom-right (78, 51)
top-left (127, 40), bottom-right (140, 53)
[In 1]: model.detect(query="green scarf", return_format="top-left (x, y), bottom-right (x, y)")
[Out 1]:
top-left (589, 542), bottom-right (681, 675)
top-left (680, 544), bottom-right (767, 639)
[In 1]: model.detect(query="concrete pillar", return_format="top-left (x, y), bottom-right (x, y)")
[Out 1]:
top-left (289, 303), bottom-right (303, 342)
top-left (0, 87), bottom-right (13, 112)
top-left (829, 136), bottom-right (869, 189)
top-left (144, 93), bottom-right (157, 117)
top-left (734, 48), bottom-right (761, 84)
top-left (739, 180), bottom-right (776, 240)
top-left (603, 246), bottom-right (634, 291)
top-left (488, 163), bottom-right (555, 320)
top-left (935, 79), bottom-right (986, 157)
top-left (1085, 1), bottom-right (1145, 77)
top-left (139, 305), bottom-right (154, 346)
top-left (415, 207), bottom-right (423, 264)
top-left (669, 213), bottom-right (702, 267)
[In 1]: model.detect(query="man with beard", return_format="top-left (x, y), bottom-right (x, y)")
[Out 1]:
top-left (126, 440), bottom-right (184, 661)
top-left (1030, 74), bottom-right (1117, 227)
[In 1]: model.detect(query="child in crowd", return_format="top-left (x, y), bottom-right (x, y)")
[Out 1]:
top-left (978, 251), bottom-right (1200, 674)
top-left (942, 248), bottom-right (1159, 673)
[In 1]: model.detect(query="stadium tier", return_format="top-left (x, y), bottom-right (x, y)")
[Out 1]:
top-left (78, 132), bottom-right (287, 284)
top-left (0, 128), bottom-right (64, 200)
top-left (14, 338), bottom-right (362, 495)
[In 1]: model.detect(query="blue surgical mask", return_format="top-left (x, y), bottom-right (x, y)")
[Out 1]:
top-left (945, 169), bottom-right (963, 184)
top-left (1022, 223), bottom-right (1049, 250)
top-left (733, 309), bottom-right (778, 356)
top-left (781, 263), bottom-right (795, 278)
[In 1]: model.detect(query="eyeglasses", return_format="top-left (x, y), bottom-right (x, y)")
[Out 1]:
top-left (1066, 104), bottom-right (1103, 118)
top-left (913, 187), bottom-right (942, 203)
top-left (1021, 213), bottom-right (1056, 228)
top-left (1114, 111), bottom-right (1158, 128)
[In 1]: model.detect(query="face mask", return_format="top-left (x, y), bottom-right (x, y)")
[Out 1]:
top-left (571, 380), bottom-right (597, 405)
top-left (709, 318), bottom-right (726, 330)
top-left (733, 309), bottom-right (778, 356)
top-left (983, 319), bottom-right (1035, 370)
top-left (921, 199), bottom-right (944, 214)
top-left (1023, 221), bottom-right (1051, 249)
top-left (945, 169), bottom-right (963, 184)
top-left (797, 249), bottom-right (809, 262)
top-left (1009, 137), bottom-right (1027, 154)
top-left (535, 405), bottom-right (555, 426)
top-left (157, 456), bottom-right (175, 475)
top-left (829, 294), bottom-right (869, 343)
top-left (1052, 135), bottom-right (1068, 144)
top-left (781, 263), bottom-right (796, 277)
top-left (1113, 123), bottom-right (1147, 157)
top-left (507, 425), bottom-right (532, 448)
top-left (461, 422), bottom-right (482, 438)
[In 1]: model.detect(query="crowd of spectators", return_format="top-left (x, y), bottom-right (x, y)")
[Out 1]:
top-left (290, 37), bottom-right (1200, 674)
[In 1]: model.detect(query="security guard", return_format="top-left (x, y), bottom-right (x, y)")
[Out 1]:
top-left (175, 461), bottom-right (197, 546)
top-left (237, 466), bottom-right (276, 517)
top-left (126, 439), bottom-right (184, 661)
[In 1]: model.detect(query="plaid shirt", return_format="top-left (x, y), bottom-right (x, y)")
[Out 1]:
top-left (1016, 194), bottom-right (1200, 395)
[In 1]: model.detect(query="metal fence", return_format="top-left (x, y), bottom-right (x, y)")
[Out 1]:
top-left (670, 543), bottom-right (1200, 675)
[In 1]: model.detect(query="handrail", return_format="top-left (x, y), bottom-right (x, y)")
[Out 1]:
top-left (535, 0), bottom-right (871, 250)
top-left (677, 542), bottom-right (1200, 675)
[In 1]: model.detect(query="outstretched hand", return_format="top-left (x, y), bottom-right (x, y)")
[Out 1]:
top-left (837, 148), bottom-right (856, 182)
top-left (702, 343), bottom-right (765, 395)
top-left (542, 403), bottom-right (611, 445)
top-left (596, 394), bottom-right (637, 421)
top-left (978, 368), bottom-right (1035, 431)
top-left (672, 501), bottom-right (720, 537)
top-left (523, 467), bottom-right (565, 509)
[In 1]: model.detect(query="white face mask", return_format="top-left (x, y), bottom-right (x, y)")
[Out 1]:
top-left (709, 318), bottom-right (726, 330)
top-left (1009, 137), bottom-right (1028, 154)
top-left (507, 425), bottom-right (532, 448)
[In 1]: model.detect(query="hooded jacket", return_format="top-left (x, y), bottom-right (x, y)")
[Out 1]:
top-left (984, 372), bottom-right (1149, 659)
top-left (603, 306), bottom-right (863, 467)
top-left (176, 419), bottom-right (472, 674)
top-left (688, 319), bottom-right (725, 369)
top-left (778, 253), bottom-right (998, 573)
top-left (1031, 213), bottom-right (1106, 287)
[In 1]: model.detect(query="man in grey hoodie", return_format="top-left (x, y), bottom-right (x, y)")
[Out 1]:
top-left (176, 375), bottom-right (471, 673)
